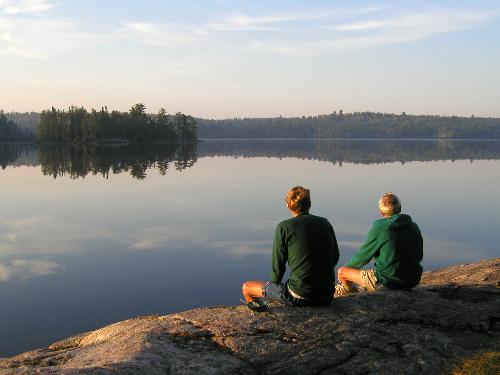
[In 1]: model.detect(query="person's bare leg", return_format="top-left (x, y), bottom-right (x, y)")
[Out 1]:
top-left (338, 266), bottom-right (364, 291)
top-left (242, 281), bottom-right (266, 302)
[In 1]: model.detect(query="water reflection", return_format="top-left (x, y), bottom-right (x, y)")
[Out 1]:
top-left (0, 143), bottom-right (38, 169)
top-left (197, 139), bottom-right (500, 165)
top-left (38, 143), bottom-right (198, 180)
top-left (2, 139), bottom-right (500, 179)
top-left (1, 140), bottom-right (500, 357)
top-left (0, 259), bottom-right (61, 282)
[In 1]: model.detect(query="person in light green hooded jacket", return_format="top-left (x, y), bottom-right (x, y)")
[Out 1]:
top-left (335, 193), bottom-right (423, 296)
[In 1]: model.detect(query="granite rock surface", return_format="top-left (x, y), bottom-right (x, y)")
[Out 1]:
top-left (1, 258), bottom-right (499, 375)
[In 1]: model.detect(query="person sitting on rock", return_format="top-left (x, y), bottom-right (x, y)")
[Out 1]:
top-left (335, 193), bottom-right (423, 296)
top-left (242, 186), bottom-right (339, 311)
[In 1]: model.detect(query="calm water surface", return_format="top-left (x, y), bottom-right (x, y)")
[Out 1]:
top-left (1, 139), bottom-right (499, 356)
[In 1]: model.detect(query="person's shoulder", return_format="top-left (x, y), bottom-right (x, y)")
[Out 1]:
top-left (276, 217), bottom-right (294, 229)
top-left (407, 216), bottom-right (422, 233)
top-left (305, 214), bottom-right (334, 228)
top-left (372, 217), bottom-right (387, 228)
top-left (370, 217), bottom-right (391, 234)
top-left (312, 214), bottom-right (332, 223)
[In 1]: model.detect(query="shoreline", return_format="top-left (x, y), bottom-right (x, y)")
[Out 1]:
top-left (1, 258), bottom-right (498, 374)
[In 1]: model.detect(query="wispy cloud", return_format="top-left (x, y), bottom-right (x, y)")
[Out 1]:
top-left (0, 0), bottom-right (55, 15)
top-left (119, 6), bottom-right (384, 50)
top-left (118, 22), bottom-right (208, 48)
top-left (332, 9), bottom-right (493, 33)
top-left (208, 7), bottom-right (381, 31)
top-left (0, 0), bottom-right (109, 59)
top-left (0, 258), bottom-right (61, 282)
top-left (1, 3), bottom-right (497, 59)
top-left (334, 20), bottom-right (383, 31)
top-left (235, 8), bottom-right (499, 55)
top-left (250, 8), bottom-right (497, 55)
top-left (209, 13), bottom-right (305, 31)
top-left (0, 14), bottom-right (105, 58)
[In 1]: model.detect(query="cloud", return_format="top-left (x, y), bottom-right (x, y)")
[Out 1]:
top-left (334, 20), bottom-right (383, 31)
top-left (332, 9), bottom-right (493, 33)
top-left (248, 8), bottom-right (496, 55)
top-left (208, 7), bottom-right (381, 31)
top-left (0, 14), bottom-right (105, 58)
top-left (0, 1), bottom-right (108, 59)
top-left (2, 3), bottom-right (496, 59)
top-left (118, 21), bottom-right (208, 48)
top-left (0, 0), bottom-right (55, 14)
top-left (0, 258), bottom-right (61, 282)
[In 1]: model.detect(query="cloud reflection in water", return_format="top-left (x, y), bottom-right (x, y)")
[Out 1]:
top-left (0, 258), bottom-right (61, 282)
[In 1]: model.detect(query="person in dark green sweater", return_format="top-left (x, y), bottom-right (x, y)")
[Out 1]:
top-left (242, 186), bottom-right (339, 310)
top-left (335, 193), bottom-right (423, 296)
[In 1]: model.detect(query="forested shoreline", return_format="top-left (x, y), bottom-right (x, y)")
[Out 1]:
top-left (1, 104), bottom-right (197, 144)
top-left (2, 109), bottom-right (500, 141)
top-left (197, 111), bottom-right (500, 139)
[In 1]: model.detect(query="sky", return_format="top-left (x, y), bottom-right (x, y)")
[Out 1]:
top-left (1, 0), bottom-right (499, 119)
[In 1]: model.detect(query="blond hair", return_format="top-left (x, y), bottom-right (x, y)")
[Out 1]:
top-left (285, 186), bottom-right (311, 214)
top-left (379, 193), bottom-right (401, 217)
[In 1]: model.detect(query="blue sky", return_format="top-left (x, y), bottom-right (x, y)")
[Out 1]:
top-left (1, 0), bottom-right (499, 118)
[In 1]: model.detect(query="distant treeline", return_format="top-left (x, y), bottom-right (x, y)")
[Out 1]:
top-left (0, 104), bottom-right (197, 143)
top-left (4, 110), bottom-right (500, 141)
top-left (197, 112), bottom-right (500, 139)
top-left (0, 112), bottom-right (33, 141)
top-left (4, 112), bottom-right (39, 134)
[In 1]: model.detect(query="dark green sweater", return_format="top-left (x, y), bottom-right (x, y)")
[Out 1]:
top-left (345, 214), bottom-right (423, 289)
top-left (272, 213), bottom-right (339, 299)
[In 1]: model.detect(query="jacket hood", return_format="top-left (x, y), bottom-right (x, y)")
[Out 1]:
top-left (377, 213), bottom-right (413, 229)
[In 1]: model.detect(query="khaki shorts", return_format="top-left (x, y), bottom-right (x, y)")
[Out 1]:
top-left (360, 269), bottom-right (383, 292)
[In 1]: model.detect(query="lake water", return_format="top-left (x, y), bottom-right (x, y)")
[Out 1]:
top-left (1, 139), bottom-right (499, 357)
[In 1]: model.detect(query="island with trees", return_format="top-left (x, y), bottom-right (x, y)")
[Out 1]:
top-left (0, 104), bottom-right (197, 144)
top-left (37, 104), bottom-right (197, 144)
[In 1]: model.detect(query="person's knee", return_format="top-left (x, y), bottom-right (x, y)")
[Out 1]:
top-left (242, 281), bottom-right (259, 293)
top-left (242, 281), bottom-right (250, 292)
top-left (338, 266), bottom-right (347, 279)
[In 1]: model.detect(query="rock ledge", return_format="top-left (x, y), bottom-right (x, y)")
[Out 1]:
top-left (1, 258), bottom-right (499, 375)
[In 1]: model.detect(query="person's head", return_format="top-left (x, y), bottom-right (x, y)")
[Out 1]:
top-left (285, 186), bottom-right (311, 215)
top-left (378, 192), bottom-right (401, 217)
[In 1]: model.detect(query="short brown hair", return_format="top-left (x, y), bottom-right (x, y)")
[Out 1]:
top-left (285, 186), bottom-right (311, 214)
top-left (379, 192), bottom-right (401, 216)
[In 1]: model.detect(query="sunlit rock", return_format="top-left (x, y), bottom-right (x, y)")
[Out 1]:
top-left (1, 258), bottom-right (498, 375)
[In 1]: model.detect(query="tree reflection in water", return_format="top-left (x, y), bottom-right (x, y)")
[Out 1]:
top-left (37, 143), bottom-right (198, 180)
top-left (2, 140), bottom-right (500, 179)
